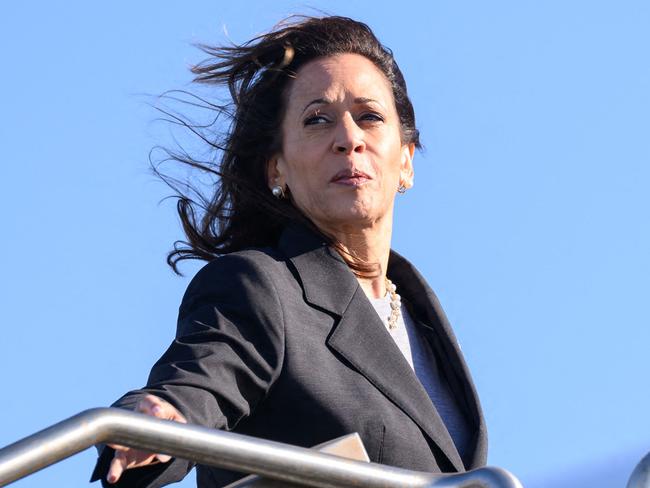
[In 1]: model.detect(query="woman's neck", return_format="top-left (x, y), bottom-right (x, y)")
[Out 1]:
top-left (320, 215), bottom-right (393, 299)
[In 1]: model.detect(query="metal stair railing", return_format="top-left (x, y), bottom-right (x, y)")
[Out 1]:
top-left (628, 452), bottom-right (650, 488)
top-left (0, 408), bottom-right (523, 488)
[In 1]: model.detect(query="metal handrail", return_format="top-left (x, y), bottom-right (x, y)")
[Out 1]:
top-left (628, 452), bottom-right (650, 488)
top-left (0, 408), bottom-right (523, 488)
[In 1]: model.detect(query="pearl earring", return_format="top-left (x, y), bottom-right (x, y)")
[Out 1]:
top-left (271, 185), bottom-right (285, 199)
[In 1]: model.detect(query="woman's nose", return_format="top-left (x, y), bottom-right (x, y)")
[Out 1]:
top-left (332, 115), bottom-right (366, 154)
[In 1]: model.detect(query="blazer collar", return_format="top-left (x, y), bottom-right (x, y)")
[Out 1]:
top-left (278, 224), bottom-right (358, 315)
top-left (277, 225), bottom-right (484, 472)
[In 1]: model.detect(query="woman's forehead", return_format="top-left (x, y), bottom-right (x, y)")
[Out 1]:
top-left (286, 53), bottom-right (393, 110)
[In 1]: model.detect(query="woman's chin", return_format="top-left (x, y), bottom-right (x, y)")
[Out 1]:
top-left (314, 206), bottom-right (386, 230)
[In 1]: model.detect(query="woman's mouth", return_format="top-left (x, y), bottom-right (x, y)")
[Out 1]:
top-left (330, 169), bottom-right (372, 186)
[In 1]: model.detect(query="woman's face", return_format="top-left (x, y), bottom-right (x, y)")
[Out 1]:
top-left (268, 53), bottom-right (414, 233)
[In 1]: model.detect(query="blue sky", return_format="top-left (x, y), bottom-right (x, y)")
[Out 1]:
top-left (1, 2), bottom-right (648, 487)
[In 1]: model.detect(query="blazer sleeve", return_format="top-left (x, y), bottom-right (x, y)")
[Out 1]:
top-left (90, 252), bottom-right (286, 487)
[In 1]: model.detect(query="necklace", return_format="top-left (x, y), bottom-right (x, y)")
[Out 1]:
top-left (385, 277), bottom-right (401, 330)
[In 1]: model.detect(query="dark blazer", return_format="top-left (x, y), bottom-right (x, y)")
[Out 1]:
top-left (92, 224), bottom-right (487, 487)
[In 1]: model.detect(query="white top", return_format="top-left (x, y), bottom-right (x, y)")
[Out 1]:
top-left (369, 291), bottom-right (471, 463)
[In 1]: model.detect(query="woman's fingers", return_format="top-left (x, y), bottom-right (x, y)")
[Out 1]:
top-left (137, 394), bottom-right (188, 423)
top-left (107, 443), bottom-right (172, 461)
top-left (106, 448), bottom-right (166, 484)
top-left (106, 450), bottom-right (128, 484)
top-left (104, 395), bottom-right (185, 483)
top-left (107, 443), bottom-right (130, 452)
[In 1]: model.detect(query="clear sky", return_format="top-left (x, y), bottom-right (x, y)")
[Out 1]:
top-left (1, 2), bottom-right (649, 487)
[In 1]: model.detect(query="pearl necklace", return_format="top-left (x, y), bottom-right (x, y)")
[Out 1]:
top-left (385, 277), bottom-right (401, 330)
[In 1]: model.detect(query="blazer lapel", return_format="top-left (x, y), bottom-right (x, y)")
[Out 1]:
top-left (327, 287), bottom-right (465, 472)
top-left (389, 250), bottom-right (488, 470)
top-left (278, 225), bottom-right (465, 472)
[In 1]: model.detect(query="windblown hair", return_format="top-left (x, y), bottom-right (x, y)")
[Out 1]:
top-left (158, 15), bottom-right (421, 274)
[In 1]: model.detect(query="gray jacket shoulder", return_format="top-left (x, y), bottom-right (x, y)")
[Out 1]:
top-left (178, 247), bottom-right (289, 322)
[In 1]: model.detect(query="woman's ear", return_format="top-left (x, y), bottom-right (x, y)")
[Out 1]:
top-left (399, 143), bottom-right (415, 189)
top-left (266, 155), bottom-right (285, 190)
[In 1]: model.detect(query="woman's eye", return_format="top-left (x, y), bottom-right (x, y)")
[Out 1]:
top-left (303, 115), bottom-right (330, 126)
top-left (358, 112), bottom-right (384, 123)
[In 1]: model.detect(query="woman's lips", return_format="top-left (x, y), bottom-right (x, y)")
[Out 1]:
top-left (331, 170), bottom-right (372, 186)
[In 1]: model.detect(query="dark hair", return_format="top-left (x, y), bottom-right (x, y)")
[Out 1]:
top-left (158, 15), bottom-right (421, 274)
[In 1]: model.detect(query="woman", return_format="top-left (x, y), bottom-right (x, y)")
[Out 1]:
top-left (91, 15), bottom-right (487, 487)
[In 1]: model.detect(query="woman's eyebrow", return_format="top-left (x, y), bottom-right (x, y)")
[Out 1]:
top-left (301, 96), bottom-right (383, 115)
top-left (301, 97), bottom-right (331, 115)
top-left (353, 97), bottom-right (381, 106)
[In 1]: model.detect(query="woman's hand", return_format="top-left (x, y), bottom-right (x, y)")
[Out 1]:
top-left (106, 394), bottom-right (187, 484)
